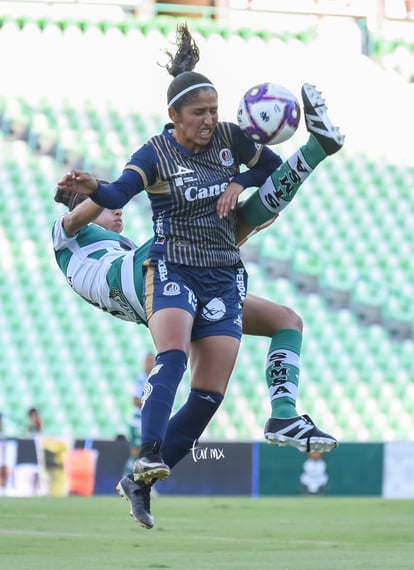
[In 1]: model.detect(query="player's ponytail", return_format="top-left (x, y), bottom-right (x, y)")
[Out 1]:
top-left (164, 23), bottom-right (200, 78)
top-left (164, 23), bottom-right (215, 110)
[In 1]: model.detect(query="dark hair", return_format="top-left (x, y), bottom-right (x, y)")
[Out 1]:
top-left (164, 23), bottom-right (216, 111)
top-left (54, 179), bottom-right (108, 211)
top-left (54, 188), bottom-right (88, 211)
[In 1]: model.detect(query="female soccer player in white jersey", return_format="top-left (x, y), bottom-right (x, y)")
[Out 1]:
top-left (56, 23), bottom-right (343, 528)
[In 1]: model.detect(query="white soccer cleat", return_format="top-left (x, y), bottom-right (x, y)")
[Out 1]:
top-left (301, 83), bottom-right (345, 155)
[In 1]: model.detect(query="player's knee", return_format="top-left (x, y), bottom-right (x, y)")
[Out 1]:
top-left (276, 305), bottom-right (303, 333)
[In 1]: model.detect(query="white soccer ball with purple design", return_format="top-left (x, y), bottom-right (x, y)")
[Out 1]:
top-left (237, 82), bottom-right (300, 145)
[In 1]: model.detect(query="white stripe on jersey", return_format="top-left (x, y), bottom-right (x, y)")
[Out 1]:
top-left (52, 217), bottom-right (144, 323)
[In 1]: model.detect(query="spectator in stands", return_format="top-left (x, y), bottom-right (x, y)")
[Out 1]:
top-left (56, 23), bottom-right (343, 529)
top-left (26, 407), bottom-right (42, 433)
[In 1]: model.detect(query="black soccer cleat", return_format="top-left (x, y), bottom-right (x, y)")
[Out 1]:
top-left (301, 83), bottom-right (345, 155)
top-left (264, 414), bottom-right (338, 453)
top-left (116, 475), bottom-right (154, 529)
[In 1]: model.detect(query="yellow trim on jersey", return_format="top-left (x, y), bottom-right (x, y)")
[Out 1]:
top-left (143, 259), bottom-right (155, 321)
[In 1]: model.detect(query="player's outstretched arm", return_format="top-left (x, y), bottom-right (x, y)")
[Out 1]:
top-left (61, 198), bottom-right (104, 236)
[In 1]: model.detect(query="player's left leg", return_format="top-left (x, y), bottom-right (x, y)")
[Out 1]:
top-left (116, 476), bottom-right (153, 529)
top-left (237, 83), bottom-right (345, 238)
top-left (117, 335), bottom-right (235, 530)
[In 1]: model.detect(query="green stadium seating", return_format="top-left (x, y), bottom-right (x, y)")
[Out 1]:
top-left (0, 21), bottom-right (413, 446)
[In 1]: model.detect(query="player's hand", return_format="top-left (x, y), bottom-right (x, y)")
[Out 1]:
top-left (216, 182), bottom-right (244, 218)
top-left (57, 170), bottom-right (99, 195)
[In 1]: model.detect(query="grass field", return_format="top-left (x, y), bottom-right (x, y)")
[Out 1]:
top-left (1, 495), bottom-right (413, 569)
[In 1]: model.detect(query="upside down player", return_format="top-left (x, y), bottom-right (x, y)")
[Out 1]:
top-left (53, 74), bottom-right (343, 527)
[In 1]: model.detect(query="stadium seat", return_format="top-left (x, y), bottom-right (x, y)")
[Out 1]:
top-left (0, 21), bottom-right (412, 445)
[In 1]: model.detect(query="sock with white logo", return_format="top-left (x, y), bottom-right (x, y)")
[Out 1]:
top-left (266, 329), bottom-right (302, 419)
top-left (161, 389), bottom-right (224, 469)
top-left (140, 349), bottom-right (187, 447)
top-left (238, 134), bottom-right (326, 228)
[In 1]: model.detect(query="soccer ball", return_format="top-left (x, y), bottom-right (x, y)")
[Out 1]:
top-left (237, 82), bottom-right (300, 145)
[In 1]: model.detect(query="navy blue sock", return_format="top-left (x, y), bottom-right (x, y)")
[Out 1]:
top-left (161, 389), bottom-right (224, 469)
top-left (140, 349), bottom-right (187, 448)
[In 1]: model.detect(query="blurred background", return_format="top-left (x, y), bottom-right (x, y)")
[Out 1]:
top-left (0, 0), bottom-right (413, 448)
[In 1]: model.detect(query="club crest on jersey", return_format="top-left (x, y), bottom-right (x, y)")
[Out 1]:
top-left (202, 297), bottom-right (226, 321)
top-left (163, 282), bottom-right (181, 296)
top-left (219, 148), bottom-right (234, 167)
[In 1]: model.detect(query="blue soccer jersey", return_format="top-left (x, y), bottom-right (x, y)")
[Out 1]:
top-left (92, 122), bottom-right (269, 267)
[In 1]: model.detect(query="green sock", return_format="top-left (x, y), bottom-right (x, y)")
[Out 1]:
top-left (266, 329), bottom-right (302, 418)
top-left (238, 134), bottom-right (327, 228)
top-left (300, 133), bottom-right (327, 168)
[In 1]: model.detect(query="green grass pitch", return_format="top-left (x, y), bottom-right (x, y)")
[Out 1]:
top-left (1, 495), bottom-right (413, 569)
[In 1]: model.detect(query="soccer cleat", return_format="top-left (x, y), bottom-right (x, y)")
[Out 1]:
top-left (133, 455), bottom-right (170, 484)
top-left (116, 475), bottom-right (154, 529)
top-left (264, 414), bottom-right (338, 453)
top-left (301, 83), bottom-right (345, 155)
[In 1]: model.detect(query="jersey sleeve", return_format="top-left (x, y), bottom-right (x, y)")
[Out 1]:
top-left (90, 143), bottom-right (158, 209)
top-left (52, 216), bottom-right (78, 251)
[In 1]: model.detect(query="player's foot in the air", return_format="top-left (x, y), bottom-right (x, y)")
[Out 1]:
top-left (264, 414), bottom-right (338, 453)
top-left (116, 475), bottom-right (154, 529)
top-left (133, 443), bottom-right (170, 484)
top-left (301, 83), bottom-right (345, 155)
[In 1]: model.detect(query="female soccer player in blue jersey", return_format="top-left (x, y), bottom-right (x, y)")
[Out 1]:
top-left (56, 23), bottom-right (344, 528)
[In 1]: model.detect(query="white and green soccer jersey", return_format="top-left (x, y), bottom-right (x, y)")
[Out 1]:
top-left (52, 216), bottom-right (151, 324)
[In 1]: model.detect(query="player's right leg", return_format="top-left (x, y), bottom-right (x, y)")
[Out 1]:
top-left (133, 260), bottom-right (194, 485)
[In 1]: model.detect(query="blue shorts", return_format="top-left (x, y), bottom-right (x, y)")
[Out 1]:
top-left (143, 259), bottom-right (248, 341)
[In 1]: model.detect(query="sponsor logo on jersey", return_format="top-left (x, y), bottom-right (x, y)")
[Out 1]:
top-left (171, 165), bottom-right (198, 186)
top-left (184, 181), bottom-right (229, 202)
top-left (202, 297), bottom-right (226, 321)
top-left (171, 165), bottom-right (196, 177)
top-left (158, 259), bottom-right (168, 282)
top-left (236, 267), bottom-right (246, 301)
top-left (163, 282), bottom-right (181, 296)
